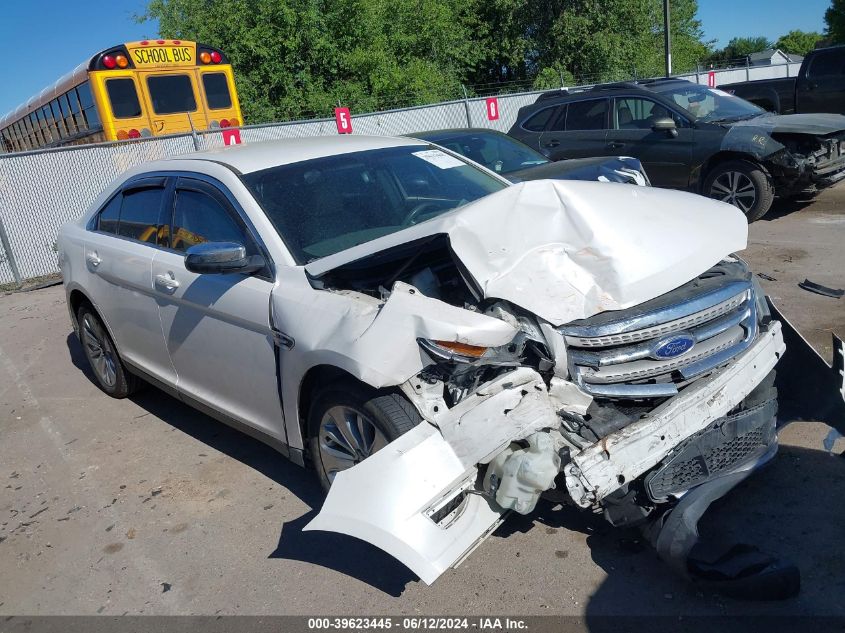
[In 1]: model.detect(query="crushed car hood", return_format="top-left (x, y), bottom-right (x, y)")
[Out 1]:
top-left (732, 112), bottom-right (845, 136)
top-left (306, 180), bottom-right (749, 326)
top-left (506, 156), bottom-right (648, 186)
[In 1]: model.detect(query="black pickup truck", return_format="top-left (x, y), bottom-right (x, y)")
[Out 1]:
top-left (722, 46), bottom-right (845, 114)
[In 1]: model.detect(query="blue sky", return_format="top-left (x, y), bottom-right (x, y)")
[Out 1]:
top-left (0, 0), bottom-right (832, 117)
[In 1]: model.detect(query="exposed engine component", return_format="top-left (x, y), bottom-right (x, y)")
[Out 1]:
top-left (483, 432), bottom-right (561, 514)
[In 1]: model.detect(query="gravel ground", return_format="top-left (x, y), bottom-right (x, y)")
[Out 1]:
top-left (0, 188), bottom-right (843, 618)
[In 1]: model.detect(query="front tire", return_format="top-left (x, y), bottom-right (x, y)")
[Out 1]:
top-left (704, 159), bottom-right (774, 222)
top-left (77, 304), bottom-right (141, 398)
top-left (307, 381), bottom-right (421, 492)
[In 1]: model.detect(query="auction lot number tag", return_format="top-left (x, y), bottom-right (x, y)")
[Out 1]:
top-left (335, 107), bottom-right (353, 134)
top-left (222, 129), bottom-right (242, 145)
top-left (486, 97), bottom-right (500, 121)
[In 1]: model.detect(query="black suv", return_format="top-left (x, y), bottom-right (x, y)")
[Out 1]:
top-left (508, 79), bottom-right (845, 221)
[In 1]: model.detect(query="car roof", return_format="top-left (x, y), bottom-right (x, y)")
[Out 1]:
top-left (521, 78), bottom-right (695, 107)
top-left (167, 134), bottom-right (428, 174)
top-left (407, 128), bottom-right (507, 140)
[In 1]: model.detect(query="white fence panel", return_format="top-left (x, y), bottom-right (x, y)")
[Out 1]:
top-left (0, 61), bottom-right (806, 285)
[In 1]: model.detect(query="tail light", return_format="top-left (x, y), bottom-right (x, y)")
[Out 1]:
top-left (128, 129), bottom-right (141, 139)
top-left (90, 46), bottom-right (135, 71)
top-left (116, 130), bottom-right (129, 140)
top-left (229, 118), bottom-right (239, 127)
top-left (210, 51), bottom-right (222, 63)
top-left (220, 119), bottom-right (231, 128)
top-left (200, 52), bottom-right (211, 64)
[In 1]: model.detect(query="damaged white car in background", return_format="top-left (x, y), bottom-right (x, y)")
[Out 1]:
top-left (58, 136), bottom-right (796, 600)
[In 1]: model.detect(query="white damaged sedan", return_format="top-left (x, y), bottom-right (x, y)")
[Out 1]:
top-left (58, 135), bottom-right (786, 588)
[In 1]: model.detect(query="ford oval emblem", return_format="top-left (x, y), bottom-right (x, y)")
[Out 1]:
top-left (652, 334), bottom-right (695, 359)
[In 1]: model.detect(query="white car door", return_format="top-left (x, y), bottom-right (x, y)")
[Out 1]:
top-left (151, 175), bottom-right (284, 441)
top-left (82, 178), bottom-right (176, 386)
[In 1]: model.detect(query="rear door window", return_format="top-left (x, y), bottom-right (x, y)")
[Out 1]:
top-left (117, 187), bottom-right (166, 244)
top-left (146, 75), bottom-right (197, 114)
top-left (522, 106), bottom-right (556, 132)
top-left (106, 79), bottom-right (142, 119)
top-left (202, 73), bottom-right (232, 110)
top-left (96, 195), bottom-right (122, 234)
top-left (565, 99), bottom-right (608, 130)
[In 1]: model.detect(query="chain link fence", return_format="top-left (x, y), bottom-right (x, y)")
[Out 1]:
top-left (0, 61), bottom-right (801, 286)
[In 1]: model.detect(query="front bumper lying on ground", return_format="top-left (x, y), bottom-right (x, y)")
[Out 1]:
top-left (305, 321), bottom-right (785, 585)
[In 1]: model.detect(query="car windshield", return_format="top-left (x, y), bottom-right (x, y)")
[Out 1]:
top-left (241, 145), bottom-right (508, 263)
top-left (652, 83), bottom-right (764, 123)
top-left (420, 131), bottom-right (549, 174)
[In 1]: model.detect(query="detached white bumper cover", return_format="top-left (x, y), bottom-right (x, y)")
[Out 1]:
top-left (305, 325), bottom-right (784, 585)
top-left (565, 321), bottom-right (786, 506)
top-left (304, 368), bottom-right (554, 585)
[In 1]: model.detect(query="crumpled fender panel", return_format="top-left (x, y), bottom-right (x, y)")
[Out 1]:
top-left (306, 180), bottom-right (748, 327)
top-left (304, 368), bottom-right (556, 584)
top-left (275, 277), bottom-right (517, 390)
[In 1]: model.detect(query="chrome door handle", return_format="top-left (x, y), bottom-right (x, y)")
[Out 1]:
top-left (606, 141), bottom-right (625, 149)
top-left (154, 273), bottom-right (180, 291)
top-left (86, 252), bottom-right (101, 268)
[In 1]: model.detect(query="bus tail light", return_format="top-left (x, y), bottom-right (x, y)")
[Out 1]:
top-left (200, 51), bottom-right (211, 64)
top-left (210, 51), bottom-right (222, 63)
top-left (116, 130), bottom-right (129, 140)
top-left (220, 119), bottom-right (231, 128)
top-left (128, 129), bottom-right (141, 139)
top-left (90, 46), bottom-right (135, 71)
top-left (229, 118), bottom-right (239, 127)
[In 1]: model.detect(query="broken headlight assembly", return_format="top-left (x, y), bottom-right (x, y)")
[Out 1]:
top-left (416, 336), bottom-right (534, 405)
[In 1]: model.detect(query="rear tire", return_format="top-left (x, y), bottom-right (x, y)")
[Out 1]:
top-left (307, 380), bottom-right (422, 492)
top-left (76, 304), bottom-right (141, 398)
top-left (703, 160), bottom-right (774, 222)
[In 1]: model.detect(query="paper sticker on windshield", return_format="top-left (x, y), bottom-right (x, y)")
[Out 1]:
top-left (413, 149), bottom-right (465, 169)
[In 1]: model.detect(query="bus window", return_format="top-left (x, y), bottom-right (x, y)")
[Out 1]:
top-left (201, 73), bottom-right (232, 110)
top-left (51, 101), bottom-right (66, 138)
top-left (146, 75), bottom-right (197, 114)
top-left (59, 94), bottom-right (77, 135)
top-left (67, 89), bottom-right (86, 131)
top-left (28, 113), bottom-right (42, 146)
top-left (41, 105), bottom-right (56, 142)
top-left (77, 82), bottom-right (101, 129)
top-left (106, 78), bottom-right (142, 119)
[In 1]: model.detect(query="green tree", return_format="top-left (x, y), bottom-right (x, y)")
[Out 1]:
top-left (140, 0), bottom-right (713, 123)
top-left (724, 36), bottom-right (772, 59)
top-left (775, 30), bottom-right (821, 56)
top-left (825, 0), bottom-right (845, 43)
top-left (140, 0), bottom-right (479, 123)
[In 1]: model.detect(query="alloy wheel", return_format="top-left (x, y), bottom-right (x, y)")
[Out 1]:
top-left (318, 405), bottom-right (388, 482)
top-left (710, 171), bottom-right (757, 213)
top-left (81, 314), bottom-right (117, 388)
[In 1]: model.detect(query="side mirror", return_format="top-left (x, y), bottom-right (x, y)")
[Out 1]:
top-left (651, 117), bottom-right (678, 138)
top-left (184, 242), bottom-right (265, 275)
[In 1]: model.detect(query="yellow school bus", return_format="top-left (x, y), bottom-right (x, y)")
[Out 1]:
top-left (0, 40), bottom-right (243, 153)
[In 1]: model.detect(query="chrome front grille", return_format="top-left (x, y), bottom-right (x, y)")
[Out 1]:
top-left (560, 266), bottom-right (758, 400)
